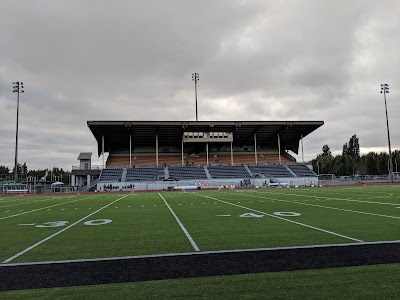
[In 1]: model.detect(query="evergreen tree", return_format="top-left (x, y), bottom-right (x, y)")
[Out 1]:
top-left (22, 162), bottom-right (28, 175)
top-left (342, 143), bottom-right (348, 156)
top-left (376, 153), bottom-right (389, 175)
top-left (322, 144), bottom-right (332, 156)
top-left (347, 134), bottom-right (360, 159)
top-left (0, 166), bottom-right (10, 175)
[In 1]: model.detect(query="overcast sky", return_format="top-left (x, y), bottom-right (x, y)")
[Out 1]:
top-left (0, 0), bottom-right (399, 171)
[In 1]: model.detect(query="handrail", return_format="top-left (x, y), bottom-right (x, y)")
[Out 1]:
top-left (72, 165), bottom-right (104, 170)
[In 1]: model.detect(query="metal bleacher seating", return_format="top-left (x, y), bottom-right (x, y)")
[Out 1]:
top-left (126, 167), bottom-right (164, 181)
top-left (207, 165), bottom-right (251, 179)
top-left (98, 163), bottom-right (315, 183)
top-left (249, 165), bottom-right (294, 178)
top-left (99, 168), bottom-right (123, 182)
top-left (168, 166), bottom-right (208, 180)
top-left (287, 164), bottom-right (316, 177)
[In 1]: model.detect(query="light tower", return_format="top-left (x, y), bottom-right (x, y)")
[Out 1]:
top-left (12, 81), bottom-right (24, 182)
top-left (380, 83), bottom-right (393, 183)
top-left (192, 73), bottom-right (199, 121)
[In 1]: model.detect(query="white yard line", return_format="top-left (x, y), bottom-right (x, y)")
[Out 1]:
top-left (245, 192), bottom-right (400, 220)
top-left (0, 196), bottom-right (61, 204)
top-left (259, 190), bottom-right (399, 206)
top-left (0, 195), bottom-right (75, 205)
top-left (193, 193), bottom-right (364, 243)
top-left (2, 194), bottom-right (130, 264)
top-left (0, 197), bottom-right (73, 208)
top-left (158, 192), bottom-right (200, 252)
top-left (2, 239), bottom-right (399, 267)
top-left (0, 195), bottom-right (101, 221)
top-left (0, 198), bottom-right (28, 204)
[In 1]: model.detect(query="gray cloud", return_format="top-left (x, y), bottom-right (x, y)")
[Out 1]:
top-left (0, 0), bottom-right (399, 170)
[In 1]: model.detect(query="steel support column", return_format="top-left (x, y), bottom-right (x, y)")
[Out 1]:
top-left (254, 133), bottom-right (258, 165)
top-left (278, 133), bottom-right (281, 164)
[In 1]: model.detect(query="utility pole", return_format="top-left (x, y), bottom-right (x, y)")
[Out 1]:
top-left (380, 83), bottom-right (393, 183)
top-left (12, 82), bottom-right (24, 182)
top-left (192, 73), bottom-right (199, 121)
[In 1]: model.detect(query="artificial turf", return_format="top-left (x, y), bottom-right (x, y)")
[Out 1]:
top-left (1, 186), bottom-right (399, 264)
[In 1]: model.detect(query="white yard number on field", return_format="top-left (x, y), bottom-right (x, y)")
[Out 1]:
top-left (19, 219), bottom-right (113, 228)
top-left (36, 221), bottom-right (69, 228)
top-left (273, 212), bottom-right (301, 217)
top-left (239, 213), bottom-right (263, 218)
top-left (237, 212), bottom-right (301, 218)
top-left (83, 219), bottom-right (112, 226)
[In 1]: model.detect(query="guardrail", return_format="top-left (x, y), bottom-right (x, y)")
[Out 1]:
top-left (72, 165), bottom-right (104, 170)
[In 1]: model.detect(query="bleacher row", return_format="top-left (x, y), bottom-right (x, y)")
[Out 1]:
top-left (208, 166), bottom-right (251, 179)
top-left (126, 167), bottom-right (164, 181)
top-left (99, 164), bottom-right (316, 182)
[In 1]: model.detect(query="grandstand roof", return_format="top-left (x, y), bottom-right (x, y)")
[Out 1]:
top-left (87, 121), bottom-right (324, 156)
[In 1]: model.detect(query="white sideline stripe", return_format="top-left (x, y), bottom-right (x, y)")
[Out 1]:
top-left (1, 239), bottom-right (399, 267)
top-left (245, 192), bottom-right (400, 220)
top-left (158, 192), bottom-right (200, 252)
top-left (259, 190), bottom-right (399, 206)
top-left (2, 194), bottom-right (130, 264)
top-left (0, 195), bottom-right (101, 221)
top-left (193, 193), bottom-right (364, 243)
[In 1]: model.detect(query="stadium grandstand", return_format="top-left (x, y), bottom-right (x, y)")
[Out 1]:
top-left (71, 121), bottom-right (323, 191)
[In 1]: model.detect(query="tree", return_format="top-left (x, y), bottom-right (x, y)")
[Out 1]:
top-left (0, 165), bottom-right (10, 175)
top-left (332, 155), bottom-right (345, 176)
top-left (342, 143), bottom-right (349, 156)
top-left (310, 154), bottom-right (334, 175)
top-left (362, 152), bottom-right (378, 175)
top-left (347, 134), bottom-right (360, 160)
top-left (377, 152), bottom-right (389, 175)
top-left (321, 144), bottom-right (332, 156)
top-left (392, 150), bottom-right (400, 173)
top-left (22, 162), bottom-right (28, 175)
top-left (12, 163), bottom-right (23, 176)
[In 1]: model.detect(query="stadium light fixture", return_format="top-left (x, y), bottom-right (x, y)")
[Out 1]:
top-left (12, 81), bottom-right (24, 182)
top-left (192, 73), bottom-right (199, 121)
top-left (380, 83), bottom-right (393, 183)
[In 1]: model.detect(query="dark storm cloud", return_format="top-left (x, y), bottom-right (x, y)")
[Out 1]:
top-left (0, 0), bottom-right (399, 169)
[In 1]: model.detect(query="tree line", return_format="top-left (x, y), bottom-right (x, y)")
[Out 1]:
top-left (309, 134), bottom-right (400, 176)
top-left (0, 163), bottom-right (71, 183)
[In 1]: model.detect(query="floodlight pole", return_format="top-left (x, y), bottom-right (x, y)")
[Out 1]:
top-left (380, 84), bottom-right (393, 183)
top-left (192, 73), bottom-right (199, 121)
top-left (12, 82), bottom-right (24, 182)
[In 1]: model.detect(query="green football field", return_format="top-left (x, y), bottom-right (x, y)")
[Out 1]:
top-left (1, 185), bottom-right (399, 264)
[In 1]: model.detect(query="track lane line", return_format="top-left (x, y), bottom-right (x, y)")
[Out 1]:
top-left (2, 194), bottom-right (130, 264)
top-left (158, 192), bottom-right (200, 252)
top-left (193, 192), bottom-right (364, 243)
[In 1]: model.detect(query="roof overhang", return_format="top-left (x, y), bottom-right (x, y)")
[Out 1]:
top-left (87, 121), bottom-right (324, 156)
